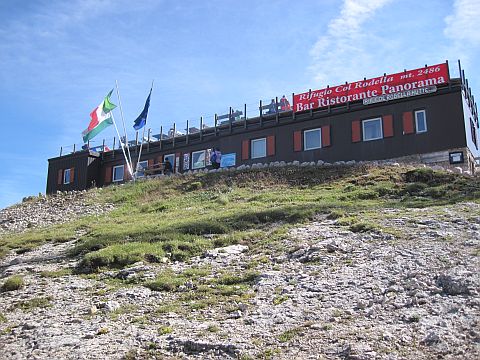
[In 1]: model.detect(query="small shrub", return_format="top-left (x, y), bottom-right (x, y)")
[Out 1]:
top-left (1, 276), bottom-right (24, 292)
top-left (0, 313), bottom-right (6, 323)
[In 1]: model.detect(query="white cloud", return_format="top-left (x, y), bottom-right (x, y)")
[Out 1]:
top-left (308, 0), bottom-right (392, 85)
top-left (444, 0), bottom-right (480, 46)
top-left (443, 0), bottom-right (480, 70)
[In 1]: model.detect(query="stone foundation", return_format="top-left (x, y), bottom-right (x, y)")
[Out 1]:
top-left (388, 147), bottom-right (478, 175)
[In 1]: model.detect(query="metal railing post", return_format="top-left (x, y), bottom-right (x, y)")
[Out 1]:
top-left (244, 103), bottom-right (247, 129)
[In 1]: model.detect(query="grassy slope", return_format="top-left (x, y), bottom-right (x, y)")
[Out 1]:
top-left (1, 165), bottom-right (479, 271)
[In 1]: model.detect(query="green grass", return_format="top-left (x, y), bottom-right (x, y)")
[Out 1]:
top-left (207, 324), bottom-right (220, 333)
top-left (0, 313), bottom-right (6, 323)
top-left (278, 327), bottom-right (304, 342)
top-left (0, 165), bottom-right (478, 273)
top-left (158, 326), bottom-right (173, 335)
top-left (273, 295), bottom-right (289, 305)
top-left (146, 268), bottom-right (257, 312)
top-left (40, 268), bottom-right (72, 278)
top-left (1, 275), bottom-right (24, 292)
top-left (11, 297), bottom-right (52, 312)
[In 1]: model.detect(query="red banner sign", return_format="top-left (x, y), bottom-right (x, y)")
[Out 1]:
top-left (294, 63), bottom-right (449, 112)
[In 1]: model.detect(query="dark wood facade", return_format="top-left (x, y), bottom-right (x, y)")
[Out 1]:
top-left (46, 80), bottom-right (479, 194)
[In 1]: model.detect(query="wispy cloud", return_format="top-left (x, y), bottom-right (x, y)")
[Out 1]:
top-left (308, 0), bottom-right (392, 86)
top-left (444, 0), bottom-right (480, 67)
top-left (444, 0), bottom-right (480, 45)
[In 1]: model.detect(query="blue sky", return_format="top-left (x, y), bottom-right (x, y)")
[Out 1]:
top-left (0, 0), bottom-right (479, 209)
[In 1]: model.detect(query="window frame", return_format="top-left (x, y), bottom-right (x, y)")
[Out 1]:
top-left (303, 128), bottom-right (322, 151)
top-left (136, 160), bottom-right (148, 177)
top-left (112, 165), bottom-right (124, 182)
top-left (362, 117), bottom-right (383, 141)
top-left (191, 150), bottom-right (206, 169)
top-left (251, 137), bottom-right (267, 159)
top-left (63, 168), bottom-right (71, 185)
top-left (414, 109), bottom-right (427, 133)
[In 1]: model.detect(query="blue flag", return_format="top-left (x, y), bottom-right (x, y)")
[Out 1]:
top-left (133, 88), bottom-right (152, 130)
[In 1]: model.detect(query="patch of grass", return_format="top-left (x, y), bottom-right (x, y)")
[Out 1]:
top-left (2, 165), bottom-right (478, 276)
top-left (97, 327), bottom-right (109, 335)
top-left (273, 295), bottom-right (289, 305)
top-left (407, 314), bottom-right (421, 323)
top-left (146, 270), bottom-right (186, 292)
top-left (1, 275), bottom-right (24, 292)
top-left (158, 326), bottom-right (173, 335)
top-left (327, 210), bottom-right (346, 220)
top-left (278, 327), bottom-right (303, 343)
top-left (40, 268), bottom-right (72, 278)
top-left (207, 324), bottom-right (220, 333)
top-left (155, 303), bottom-right (183, 315)
top-left (11, 296), bottom-right (52, 312)
top-left (349, 221), bottom-right (377, 233)
top-left (216, 271), bottom-right (259, 286)
top-left (0, 326), bottom-right (14, 335)
top-left (109, 304), bottom-right (139, 320)
top-left (0, 313), bottom-right (6, 323)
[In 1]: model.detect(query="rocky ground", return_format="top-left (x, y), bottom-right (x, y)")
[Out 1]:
top-left (0, 190), bottom-right (114, 235)
top-left (0, 200), bottom-right (479, 359)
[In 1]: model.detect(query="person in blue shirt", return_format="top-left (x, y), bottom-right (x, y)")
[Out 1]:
top-left (267, 99), bottom-right (277, 114)
top-left (210, 148), bottom-right (222, 169)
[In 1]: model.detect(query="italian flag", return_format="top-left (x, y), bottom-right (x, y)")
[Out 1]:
top-left (82, 90), bottom-right (117, 143)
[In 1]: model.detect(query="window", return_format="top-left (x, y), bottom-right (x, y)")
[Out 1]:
top-left (136, 161), bottom-right (148, 177)
top-left (415, 110), bottom-right (427, 133)
top-left (304, 128), bottom-right (322, 150)
top-left (362, 118), bottom-right (383, 141)
top-left (251, 138), bottom-right (266, 159)
top-left (63, 169), bottom-right (71, 184)
top-left (192, 150), bottom-right (206, 169)
top-left (471, 119), bottom-right (478, 149)
top-left (113, 165), bottom-right (124, 182)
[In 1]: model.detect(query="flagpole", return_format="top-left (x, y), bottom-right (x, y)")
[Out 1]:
top-left (115, 80), bottom-right (134, 175)
top-left (110, 111), bottom-right (134, 178)
top-left (136, 126), bottom-right (147, 174)
top-left (135, 80), bottom-right (154, 175)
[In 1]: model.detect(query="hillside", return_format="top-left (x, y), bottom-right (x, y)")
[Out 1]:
top-left (0, 164), bottom-right (479, 359)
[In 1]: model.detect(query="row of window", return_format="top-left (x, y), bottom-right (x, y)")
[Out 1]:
top-left (361, 110), bottom-right (426, 141)
top-left (108, 110), bottom-right (428, 182)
